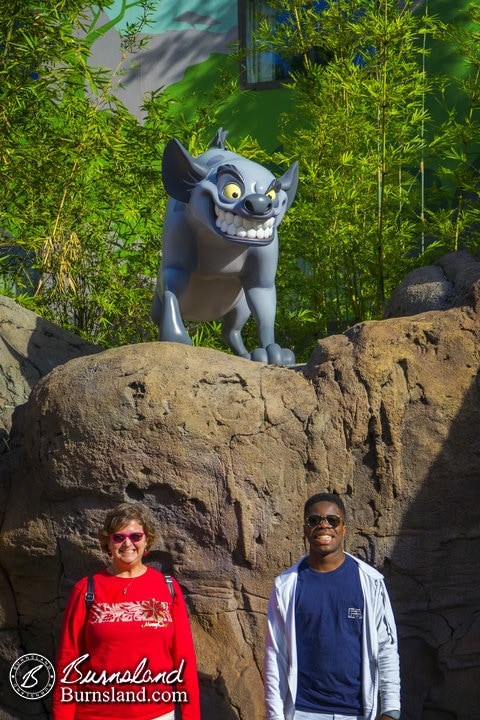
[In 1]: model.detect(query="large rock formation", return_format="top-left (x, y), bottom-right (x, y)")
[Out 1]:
top-left (1, 251), bottom-right (480, 720)
top-left (0, 295), bottom-right (100, 443)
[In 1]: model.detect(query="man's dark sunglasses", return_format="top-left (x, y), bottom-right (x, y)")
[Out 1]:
top-left (304, 514), bottom-right (343, 529)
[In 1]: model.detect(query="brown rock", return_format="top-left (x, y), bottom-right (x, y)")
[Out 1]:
top-left (385, 249), bottom-right (480, 317)
top-left (0, 296), bottom-right (100, 719)
top-left (0, 294), bottom-right (100, 443)
top-left (305, 282), bottom-right (480, 719)
top-left (1, 251), bottom-right (480, 719)
top-left (0, 343), bottom-right (317, 720)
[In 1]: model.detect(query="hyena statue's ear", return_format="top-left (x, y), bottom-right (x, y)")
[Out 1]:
top-left (162, 138), bottom-right (208, 203)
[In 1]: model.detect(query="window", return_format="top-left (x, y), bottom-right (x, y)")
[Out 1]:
top-left (239, 1), bottom-right (290, 88)
top-left (238, 0), bottom-right (329, 89)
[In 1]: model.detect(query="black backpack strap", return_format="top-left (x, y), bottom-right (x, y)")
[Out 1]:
top-left (85, 575), bottom-right (94, 615)
top-left (164, 574), bottom-right (175, 599)
top-left (85, 572), bottom-right (172, 613)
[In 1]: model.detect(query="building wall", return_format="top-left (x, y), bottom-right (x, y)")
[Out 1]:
top-left (87, 2), bottom-right (236, 114)
top-left (87, 0), bottom-right (475, 154)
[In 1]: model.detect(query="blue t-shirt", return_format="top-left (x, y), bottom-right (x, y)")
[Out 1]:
top-left (294, 554), bottom-right (364, 715)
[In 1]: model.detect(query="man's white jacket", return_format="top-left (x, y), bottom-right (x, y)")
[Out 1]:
top-left (264, 553), bottom-right (401, 720)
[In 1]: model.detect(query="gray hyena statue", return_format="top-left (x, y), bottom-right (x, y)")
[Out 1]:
top-left (152, 128), bottom-right (298, 365)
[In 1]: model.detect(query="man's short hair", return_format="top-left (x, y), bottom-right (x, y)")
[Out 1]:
top-left (304, 492), bottom-right (346, 518)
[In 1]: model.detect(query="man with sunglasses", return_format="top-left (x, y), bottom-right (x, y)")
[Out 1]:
top-left (264, 492), bottom-right (400, 720)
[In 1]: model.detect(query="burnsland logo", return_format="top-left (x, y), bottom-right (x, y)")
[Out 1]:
top-left (10, 654), bottom-right (56, 700)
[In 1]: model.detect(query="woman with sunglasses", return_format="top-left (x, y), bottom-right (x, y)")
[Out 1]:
top-left (52, 502), bottom-right (200, 720)
top-left (264, 492), bottom-right (400, 720)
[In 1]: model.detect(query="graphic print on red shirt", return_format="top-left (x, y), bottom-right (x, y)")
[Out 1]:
top-left (52, 567), bottom-right (200, 720)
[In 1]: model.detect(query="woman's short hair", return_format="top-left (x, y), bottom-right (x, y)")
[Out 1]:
top-left (98, 502), bottom-right (156, 552)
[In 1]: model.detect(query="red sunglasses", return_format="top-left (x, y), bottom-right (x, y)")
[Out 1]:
top-left (110, 531), bottom-right (145, 544)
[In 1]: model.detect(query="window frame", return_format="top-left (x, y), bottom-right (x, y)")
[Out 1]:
top-left (238, 0), bottom-right (293, 90)
top-left (238, 0), bottom-right (331, 90)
